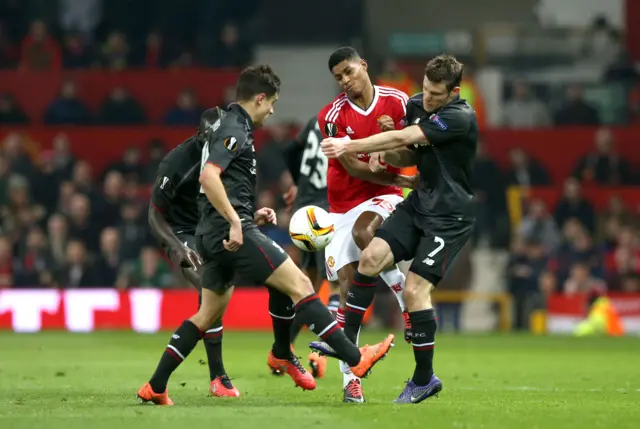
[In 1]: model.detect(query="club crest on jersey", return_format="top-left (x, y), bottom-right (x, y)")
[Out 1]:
top-left (429, 114), bottom-right (448, 130)
top-left (327, 256), bottom-right (335, 268)
top-left (224, 136), bottom-right (238, 151)
top-left (324, 122), bottom-right (338, 137)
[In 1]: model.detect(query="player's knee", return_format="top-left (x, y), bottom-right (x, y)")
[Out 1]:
top-left (403, 277), bottom-right (434, 311)
top-left (351, 224), bottom-right (375, 250)
top-left (288, 272), bottom-right (315, 303)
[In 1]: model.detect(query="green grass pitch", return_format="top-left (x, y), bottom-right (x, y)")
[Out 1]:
top-left (1, 331), bottom-right (639, 429)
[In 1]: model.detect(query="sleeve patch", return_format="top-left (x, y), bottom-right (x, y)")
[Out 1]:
top-left (430, 114), bottom-right (448, 130)
top-left (224, 136), bottom-right (238, 151)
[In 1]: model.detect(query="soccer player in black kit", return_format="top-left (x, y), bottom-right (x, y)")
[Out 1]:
top-left (137, 65), bottom-right (395, 406)
top-left (146, 107), bottom-right (241, 397)
top-left (320, 55), bottom-right (477, 404)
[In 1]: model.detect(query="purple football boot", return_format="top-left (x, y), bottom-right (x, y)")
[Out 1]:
top-left (393, 375), bottom-right (442, 404)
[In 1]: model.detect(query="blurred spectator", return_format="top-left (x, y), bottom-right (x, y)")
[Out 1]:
top-left (67, 193), bottom-right (100, 253)
top-left (100, 31), bottom-right (129, 70)
top-left (572, 128), bottom-right (631, 185)
top-left (376, 58), bottom-right (419, 97)
top-left (563, 262), bottom-right (606, 296)
top-left (508, 238), bottom-right (548, 330)
top-left (51, 133), bottom-right (76, 180)
top-left (32, 150), bottom-right (62, 215)
top-left (95, 170), bottom-right (124, 228)
top-left (71, 160), bottom-right (96, 198)
top-left (98, 87), bottom-right (146, 125)
top-left (554, 85), bottom-right (600, 126)
top-left (3, 133), bottom-right (35, 178)
top-left (604, 51), bottom-right (639, 86)
top-left (52, 239), bottom-right (97, 288)
top-left (47, 213), bottom-right (68, 267)
top-left (620, 274), bottom-right (640, 294)
top-left (13, 227), bottom-right (53, 287)
top-left (256, 123), bottom-right (290, 191)
top-left (44, 79), bottom-right (91, 125)
top-left (604, 226), bottom-right (640, 290)
top-left (0, 93), bottom-right (28, 124)
top-left (0, 154), bottom-right (9, 206)
top-left (20, 20), bottom-right (61, 71)
top-left (93, 227), bottom-right (121, 286)
top-left (136, 31), bottom-right (173, 68)
top-left (2, 176), bottom-right (46, 241)
top-left (122, 177), bottom-right (141, 203)
top-left (58, 0), bottom-right (102, 43)
top-left (163, 89), bottom-right (203, 126)
top-left (551, 223), bottom-right (601, 285)
top-left (61, 32), bottom-right (94, 69)
top-left (211, 22), bottom-right (252, 68)
top-left (118, 202), bottom-right (149, 262)
top-left (117, 246), bottom-right (172, 288)
top-left (582, 15), bottom-right (621, 64)
top-left (472, 139), bottom-right (507, 247)
top-left (538, 271), bottom-right (558, 301)
top-left (518, 199), bottom-right (560, 254)
top-left (104, 147), bottom-right (144, 180)
top-left (596, 196), bottom-right (633, 245)
top-left (143, 139), bottom-right (167, 184)
top-left (502, 82), bottom-right (550, 129)
top-left (0, 235), bottom-right (13, 288)
top-left (56, 181), bottom-right (76, 216)
top-left (505, 148), bottom-right (551, 187)
top-left (554, 178), bottom-right (595, 233)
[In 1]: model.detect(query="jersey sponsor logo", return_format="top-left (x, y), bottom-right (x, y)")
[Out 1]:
top-left (224, 136), bottom-right (238, 151)
top-left (346, 126), bottom-right (355, 134)
top-left (327, 256), bottom-right (335, 267)
top-left (160, 176), bottom-right (170, 190)
top-left (324, 122), bottom-right (338, 137)
top-left (430, 114), bottom-right (448, 130)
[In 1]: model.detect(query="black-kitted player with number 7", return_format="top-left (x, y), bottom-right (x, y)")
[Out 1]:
top-left (319, 55), bottom-right (477, 404)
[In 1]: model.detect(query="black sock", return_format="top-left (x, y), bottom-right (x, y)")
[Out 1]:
top-left (294, 294), bottom-right (361, 366)
top-left (344, 271), bottom-right (377, 343)
top-left (327, 293), bottom-right (341, 318)
top-left (269, 288), bottom-right (294, 359)
top-left (149, 320), bottom-right (203, 393)
top-left (409, 309), bottom-right (437, 385)
top-left (203, 318), bottom-right (225, 380)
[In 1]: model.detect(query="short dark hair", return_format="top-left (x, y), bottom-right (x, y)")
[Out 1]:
top-left (424, 55), bottom-right (464, 91)
top-left (236, 64), bottom-right (281, 101)
top-left (328, 46), bottom-right (361, 71)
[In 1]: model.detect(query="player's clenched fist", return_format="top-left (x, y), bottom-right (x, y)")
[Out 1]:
top-left (377, 115), bottom-right (395, 132)
top-left (321, 138), bottom-right (346, 158)
top-left (254, 207), bottom-right (277, 226)
top-left (223, 221), bottom-right (243, 252)
top-left (369, 152), bottom-right (386, 172)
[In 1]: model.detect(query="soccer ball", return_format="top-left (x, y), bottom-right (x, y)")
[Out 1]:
top-left (289, 205), bottom-right (335, 252)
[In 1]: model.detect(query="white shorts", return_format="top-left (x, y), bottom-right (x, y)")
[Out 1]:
top-left (324, 194), bottom-right (403, 281)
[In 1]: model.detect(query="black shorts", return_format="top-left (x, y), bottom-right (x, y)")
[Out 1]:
top-left (196, 226), bottom-right (288, 292)
top-left (299, 249), bottom-right (327, 279)
top-left (375, 200), bottom-right (474, 286)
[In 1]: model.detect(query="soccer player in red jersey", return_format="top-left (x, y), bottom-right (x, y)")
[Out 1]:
top-left (314, 47), bottom-right (418, 402)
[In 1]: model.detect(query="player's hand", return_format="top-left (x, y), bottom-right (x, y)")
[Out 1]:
top-left (223, 221), bottom-right (244, 252)
top-left (404, 174), bottom-right (420, 189)
top-left (282, 185), bottom-right (297, 211)
top-left (377, 115), bottom-right (395, 132)
top-left (321, 137), bottom-right (346, 158)
top-left (369, 152), bottom-right (387, 172)
top-left (254, 207), bottom-right (277, 226)
top-left (176, 244), bottom-right (204, 270)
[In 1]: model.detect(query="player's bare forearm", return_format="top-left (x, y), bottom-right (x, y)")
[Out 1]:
top-left (383, 148), bottom-right (417, 167)
top-left (148, 204), bottom-right (184, 249)
top-left (338, 154), bottom-right (415, 188)
top-left (199, 163), bottom-right (241, 226)
top-left (345, 126), bottom-right (427, 153)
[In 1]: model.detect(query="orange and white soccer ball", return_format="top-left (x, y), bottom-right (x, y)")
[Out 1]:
top-left (289, 205), bottom-right (335, 252)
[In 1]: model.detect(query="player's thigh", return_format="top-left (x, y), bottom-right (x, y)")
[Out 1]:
top-left (233, 228), bottom-right (289, 285)
top-left (374, 201), bottom-right (420, 264)
top-left (324, 214), bottom-right (360, 283)
top-left (409, 220), bottom-right (474, 288)
top-left (352, 211), bottom-right (383, 250)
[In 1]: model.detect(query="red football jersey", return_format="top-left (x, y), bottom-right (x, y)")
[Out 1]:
top-left (318, 85), bottom-right (408, 213)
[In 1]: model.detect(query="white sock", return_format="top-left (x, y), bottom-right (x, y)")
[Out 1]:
top-left (340, 361), bottom-right (359, 387)
top-left (379, 265), bottom-right (406, 310)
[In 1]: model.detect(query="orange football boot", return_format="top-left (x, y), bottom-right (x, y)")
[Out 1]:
top-left (267, 351), bottom-right (316, 390)
top-left (137, 382), bottom-right (174, 406)
top-left (210, 375), bottom-right (240, 397)
top-left (350, 334), bottom-right (395, 378)
top-left (307, 351), bottom-right (327, 378)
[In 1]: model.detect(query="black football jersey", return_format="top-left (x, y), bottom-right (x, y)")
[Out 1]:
top-left (292, 117), bottom-right (329, 211)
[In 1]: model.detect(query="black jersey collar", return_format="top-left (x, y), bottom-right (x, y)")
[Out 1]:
top-left (229, 103), bottom-right (254, 131)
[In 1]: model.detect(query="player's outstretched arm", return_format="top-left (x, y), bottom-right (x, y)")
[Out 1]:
top-left (338, 153), bottom-right (415, 188)
top-left (322, 126), bottom-right (426, 158)
top-left (381, 148), bottom-right (417, 167)
top-left (199, 163), bottom-right (241, 227)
